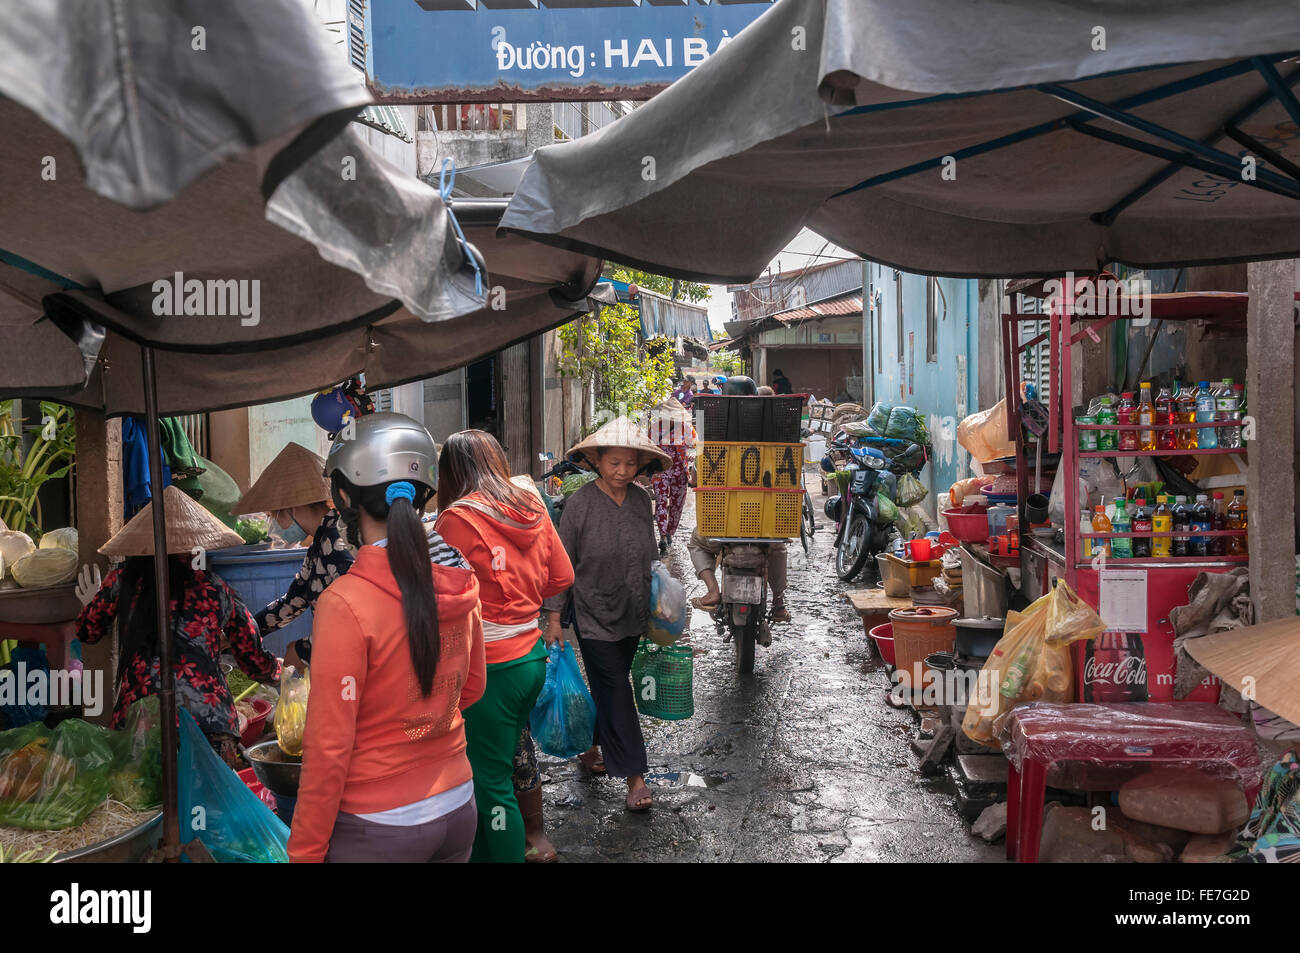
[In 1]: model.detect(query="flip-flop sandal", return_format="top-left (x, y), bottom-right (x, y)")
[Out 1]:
top-left (769, 604), bottom-right (792, 623)
top-left (578, 750), bottom-right (607, 775)
top-left (626, 785), bottom-right (652, 812)
top-left (691, 596), bottom-right (720, 612)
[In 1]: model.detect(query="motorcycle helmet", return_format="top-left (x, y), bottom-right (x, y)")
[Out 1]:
top-left (824, 495), bottom-right (843, 522)
top-left (722, 375), bottom-right (757, 396)
top-left (324, 412), bottom-right (438, 545)
top-left (820, 454), bottom-right (837, 474)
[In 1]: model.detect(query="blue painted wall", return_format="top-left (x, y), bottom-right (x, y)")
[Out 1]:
top-left (866, 265), bottom-right (981, 518)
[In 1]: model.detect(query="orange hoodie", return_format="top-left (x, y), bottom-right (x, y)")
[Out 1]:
top-left (288, 545), bottom-right (485, 863)
top-left (435, 493), bottom-right (574, 664)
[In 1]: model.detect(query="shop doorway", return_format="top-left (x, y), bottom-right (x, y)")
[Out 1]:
top-left (465, 356), bottom-right (500, 440)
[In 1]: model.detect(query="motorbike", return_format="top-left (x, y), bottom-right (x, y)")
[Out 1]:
top-left (822, 439), bottom-right (905, 582)
top-left (707, 537), bottom-right (777, 676)
top-left (534, 454), bottom-right (586, 528)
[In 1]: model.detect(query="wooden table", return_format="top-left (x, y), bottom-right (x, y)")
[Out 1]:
top-left (843, 588), bottom-right (913, 637)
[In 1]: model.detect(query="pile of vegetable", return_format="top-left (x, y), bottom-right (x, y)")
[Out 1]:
top-left (235, 517), bottom-right (269, 545)
top-left (560, 471), bottom-right (598, 496)
top-left (0, 527), bottom-right (79, 589)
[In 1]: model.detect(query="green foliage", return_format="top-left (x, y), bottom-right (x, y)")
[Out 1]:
top-left (710, 349), bottom-right (746, 377)
top-left (0, 401), bottom-right (76, 540)
top-left (606, 265), bottom-right (710, 305)
top-left (557, 304), bottom-right (675, 424)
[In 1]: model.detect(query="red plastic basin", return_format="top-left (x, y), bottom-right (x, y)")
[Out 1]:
top-left (238, 698), bottom-right (273, 748)
top-left (237, 766), bottom-right (278, 812)
top-left (868, 622), bottom-right (896, 666)
top-left (943, 507), bottom-right (990, 544)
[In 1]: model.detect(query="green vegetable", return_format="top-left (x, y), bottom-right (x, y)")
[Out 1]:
top-left (226, 668), bottom-right (256, 699)
top-left (235, 518), bottom-right (269, 544)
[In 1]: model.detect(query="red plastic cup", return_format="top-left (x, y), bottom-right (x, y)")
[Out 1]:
top-left (907, 537), bottom-right (932, 561)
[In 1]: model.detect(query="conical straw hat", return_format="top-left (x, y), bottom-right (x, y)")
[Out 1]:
top-left (233, 442), bottom-right (331, 514)
top-left (567, 416), bottom-right (672, 473)
top-left (648, 396), bottom-right (693, 447)
top-left (1184, 615), bottom-right (1300, 727)
top-left (100, 486), bottom-right (243, 558)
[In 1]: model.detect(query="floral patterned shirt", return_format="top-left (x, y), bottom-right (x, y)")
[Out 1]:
top-left (256, 511), bottom-right (355, 663)
top-left (76, 565), bottom-right (279, 737)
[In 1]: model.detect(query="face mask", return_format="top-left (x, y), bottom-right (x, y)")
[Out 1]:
top-left (279, 519), bottom-right (308, 546)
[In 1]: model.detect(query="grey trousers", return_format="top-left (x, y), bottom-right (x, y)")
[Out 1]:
top-left (687, 530), bottom-right (788, 599)
top-left (323, 796), bottom-right (477, 863)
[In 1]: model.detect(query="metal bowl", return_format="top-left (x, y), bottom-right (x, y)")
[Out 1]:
top-left (245, 740), bottom-right (302, 797)
top-left (55, 810), bottom-right (163, 863)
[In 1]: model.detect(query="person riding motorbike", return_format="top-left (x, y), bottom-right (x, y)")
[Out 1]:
top-left (687, 375), bottom-right (791, 624)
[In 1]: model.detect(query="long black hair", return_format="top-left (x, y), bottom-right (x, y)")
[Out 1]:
top-left (335, 474), bottom-right (441, 696)
top-left (116, 554), bottom-right (197, 685)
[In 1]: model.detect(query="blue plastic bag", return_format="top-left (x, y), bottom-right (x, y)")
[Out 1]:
top-left (529, 643), bottom-right (596, 759)
top-left (0, 645), bottom-right (50, 729)
top-left (177, 709), bottom-right (289, 863)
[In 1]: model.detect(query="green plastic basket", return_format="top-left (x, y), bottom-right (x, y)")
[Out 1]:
top-left (631, 639), bottom-right (694, 721)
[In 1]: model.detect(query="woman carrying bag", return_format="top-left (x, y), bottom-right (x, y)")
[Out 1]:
top-left (288, 413), bottom-right (486, 863)
top-left (434, 430), bottom-right (574, 863)
top-left (542, 417), bottom-right (670, 813)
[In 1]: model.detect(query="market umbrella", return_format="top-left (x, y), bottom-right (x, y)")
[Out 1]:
top-left (501, 0), bottom-right (1300, 282)
top-left (0, 0), bottom-right (491, 860)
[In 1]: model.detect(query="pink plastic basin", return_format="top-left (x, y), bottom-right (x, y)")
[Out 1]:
top-left (868, 622), bottom-right (896, 666)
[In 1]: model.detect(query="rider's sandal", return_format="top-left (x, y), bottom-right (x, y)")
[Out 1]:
top-left (769, 602), bottom-right (792, 623)
top-left (691, 596), bottom-right (720, 612)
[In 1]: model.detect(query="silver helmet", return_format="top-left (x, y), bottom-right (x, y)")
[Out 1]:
top-left (324, 412), bottom-right (438, 493)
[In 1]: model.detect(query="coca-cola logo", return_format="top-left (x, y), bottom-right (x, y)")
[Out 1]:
top-left (1084, 653), bottom-right (1147, 685)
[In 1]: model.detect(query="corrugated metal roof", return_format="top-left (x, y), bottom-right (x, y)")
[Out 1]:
top-left (355, 104), bottom-right (412, 143)
top-left (776, 293), bottom-right (862, 322)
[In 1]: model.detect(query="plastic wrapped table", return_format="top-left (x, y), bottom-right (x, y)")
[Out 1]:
top-left (1003, 702), bottom-right (1260, 862)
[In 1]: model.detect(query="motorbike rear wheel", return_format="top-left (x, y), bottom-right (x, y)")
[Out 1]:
top-left (835, 510), bottom-right (873, 582)
top-left (731, 593), bottom-right (765, 675)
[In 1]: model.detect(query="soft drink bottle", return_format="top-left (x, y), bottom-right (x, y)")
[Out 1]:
top-left (1195, 381), bottom-right (1218, 449)
top-left (1111, 497), bottom-right (1133, 558)
top-left (1226, 490), bottom-right (1247, 556)
top-left (1117, 392), bottom-right (1138, 451)
top-left (1084, 632), bottom-right (1149, 702)
top-left (1131, 495), bottom-right (1152, 558)
top-left (1208, 491), bottom-right (1226, 557)
top-left (1137, 382), bottom-right (1156, 450)
top-left (1079, 508), bottom-right (1094, 559)
top-left (1096, 396), bottom-right (1118, 451)
top-left (1091, 504), bottom-right (1112, 558)
top-left (1191, 493), bottom-right (1212, 557)
top-left (1220, 381), bottom-right (1242, 449)
top-left (1155, 384), bottom-right (1177, 450)
top-left (1172, 494), bottom-right (1190, 556)
top-left (1175, 381), bottom-right (1197, 449)
top-left (1152, 494), bottom-right (1173, 557)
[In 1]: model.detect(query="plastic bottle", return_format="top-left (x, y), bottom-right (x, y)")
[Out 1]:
top-left (1172, 495), bottom-right (1190, 556)
top-left (1117, 392), bottom-right (1138, 451)
top-left (1208, 491), bottom-right (1227, 557)
top-left (1195, 381), bottom-right (1218, 449)
top-left (1226, 490), bottom-right (1247, 556)
top-left (1137, 382), bottom-right (1156, 451)
top-left (1077, 413), bottom-right (1098, 452)
top-left (1155, 384), bottom-right (1177, 450)
top-left (1152, 494), bottom-right (1173, 558)
top-left (1175, 381), bottom-right (1197, 449)
top-left (1220, 381), bottom-right (1242, 449)
top-left (1191, 493), bottom-right (1212, 557)
top-left (1111, 497), bottom-right (1133, 558)
top-left (1080, 508), bottom-right (1095, 559)
top-left (1096, 396), bottom-right (1118, 451)
top-left (1131, 495), bottom-right (1152, 558)
top-left (1091, 505), bottom-right (1112, 558)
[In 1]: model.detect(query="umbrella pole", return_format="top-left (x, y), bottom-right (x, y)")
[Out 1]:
top-left (142, 346), bottom-right (181, 860)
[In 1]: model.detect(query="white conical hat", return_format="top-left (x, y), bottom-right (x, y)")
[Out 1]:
top-left (566, 416), bottom-right (672, 473)
top-left (233, 442), bottom-right (331, 514)
top-left (1185, 616), bottom-right (1300, 727)
top-left (100, 486), bottom-right (243, 557)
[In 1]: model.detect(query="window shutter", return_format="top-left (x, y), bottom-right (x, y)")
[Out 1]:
top-left (347, 0), bottom-right (367, 73)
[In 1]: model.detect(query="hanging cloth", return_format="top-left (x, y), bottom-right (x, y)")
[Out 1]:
top-left (159, 417), bottom-right (204, 480)
top-left (121, 416), bottom-right (172, 521)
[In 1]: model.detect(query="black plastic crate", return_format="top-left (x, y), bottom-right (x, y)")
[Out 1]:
top-left (691, 395), bottom-right (730, 441)
top-left (764, 396), bottom-right (804, 443)
top-left (731, 397), bottom-right (766, 442)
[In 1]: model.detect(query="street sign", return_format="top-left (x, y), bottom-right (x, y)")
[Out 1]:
top-left (366, 0), bottom-right (775, 103)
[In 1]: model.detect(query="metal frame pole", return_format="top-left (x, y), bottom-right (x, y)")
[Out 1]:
top-left (142, 346), bottom-right (180, 859)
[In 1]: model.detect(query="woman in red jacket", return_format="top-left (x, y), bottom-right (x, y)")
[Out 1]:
top-left (435, 430), bottom-right (574, 863)
top-left (288, 413), bottom-right (486, 864)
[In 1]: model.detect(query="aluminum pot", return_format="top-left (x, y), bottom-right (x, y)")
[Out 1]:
top-left (246, 740), bottom-right (302, 797)
top-left (952, 616), bottom-right (1006, 659)
top-left (956, 545), bottom-right (1008, 619)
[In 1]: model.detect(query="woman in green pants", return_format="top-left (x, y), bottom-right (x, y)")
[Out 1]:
top-left (435, 430), bottom-right (574, 862)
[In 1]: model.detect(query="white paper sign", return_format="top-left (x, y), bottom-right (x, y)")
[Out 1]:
top-left (1099, 568), bottom-right (1147, 633)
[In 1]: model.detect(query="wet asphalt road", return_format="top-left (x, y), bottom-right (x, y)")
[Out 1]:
top-left (539, 476), bottom-right (1002, 863)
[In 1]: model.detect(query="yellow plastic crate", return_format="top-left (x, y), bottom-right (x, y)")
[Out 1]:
top-left (694, 488), bottom-right (803, 538)
top-left (696, 441), bottom-right (804, 489)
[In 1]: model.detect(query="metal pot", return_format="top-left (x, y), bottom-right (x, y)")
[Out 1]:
top-left (952, 616), bottom-right (1006, 659)
top-left (56, 811), bottom-right (163, 863)
top-left (956, 545), bottom-right (1008, 619)
top-left (245, 740), bottom-right (302, 797)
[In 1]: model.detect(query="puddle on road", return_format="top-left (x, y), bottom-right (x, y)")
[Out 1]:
top-left (643, 771), bottom-right (730, 789)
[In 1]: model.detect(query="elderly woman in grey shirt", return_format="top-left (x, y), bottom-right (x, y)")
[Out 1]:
top-left (543, 417), bottom-right (670, 812)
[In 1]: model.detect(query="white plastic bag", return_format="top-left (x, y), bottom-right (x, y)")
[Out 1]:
top-left (648, 561), bottom-right (689, 645)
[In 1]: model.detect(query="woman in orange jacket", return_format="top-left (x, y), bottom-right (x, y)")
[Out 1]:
top-left (288, 413), bottom-right (486, 864)
top-left (435, 430), bottom-right (574, 863)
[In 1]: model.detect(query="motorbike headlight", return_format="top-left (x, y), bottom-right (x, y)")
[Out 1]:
top-left (823, 495), bottom-right (842, 522)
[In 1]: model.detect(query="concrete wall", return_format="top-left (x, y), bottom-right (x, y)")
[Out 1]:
top-left (867, 264), bottom-right (980, 518)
